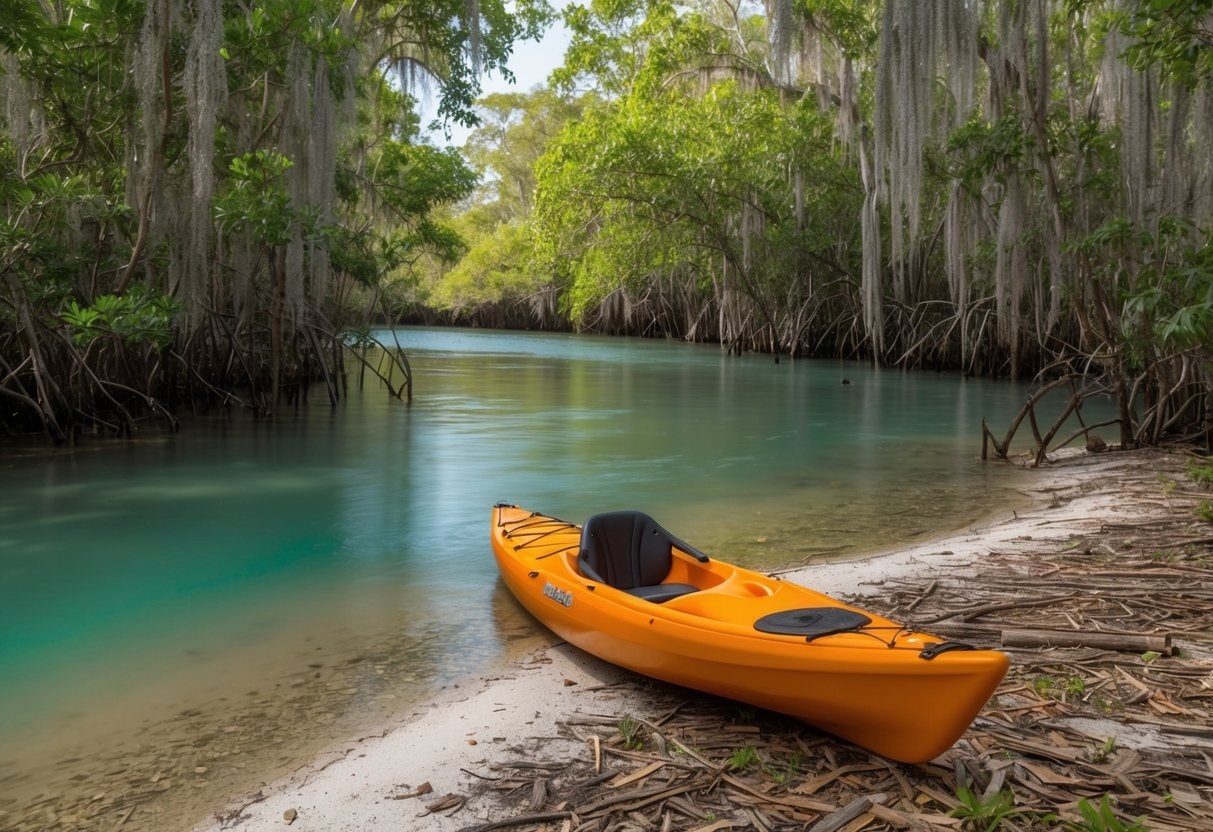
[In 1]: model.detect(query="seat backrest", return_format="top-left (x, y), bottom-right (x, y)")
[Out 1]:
top-left (578, 511), bottom-right (673, 590)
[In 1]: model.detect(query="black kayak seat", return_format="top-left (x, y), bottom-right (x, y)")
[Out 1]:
top-left (579, 510), bottom-right (708, 603)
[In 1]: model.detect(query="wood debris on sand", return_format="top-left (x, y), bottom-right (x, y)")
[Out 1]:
top-left (451, 449), bottom-right (1213, 831)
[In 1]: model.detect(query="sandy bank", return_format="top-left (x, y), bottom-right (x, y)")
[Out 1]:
top-left (198, 449), bottom-right (1201, 832)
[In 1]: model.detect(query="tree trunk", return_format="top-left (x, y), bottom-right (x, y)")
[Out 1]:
top-left (4, 271), bottom-right (66, 441)
top-left (269, 247), bottom-right (286, 412)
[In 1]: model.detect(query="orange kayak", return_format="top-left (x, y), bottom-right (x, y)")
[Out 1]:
top-left (491, 504), bottom-right (1008, 763)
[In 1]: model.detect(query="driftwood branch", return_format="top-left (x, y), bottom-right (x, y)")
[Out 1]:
top-left (923, 622), bottom-right (1175, 656)
top-left (1002, 628), bottom-right (1173, 655)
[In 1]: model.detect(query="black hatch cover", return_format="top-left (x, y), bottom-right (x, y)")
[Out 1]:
top-left (754, 607), bottom-right (872, 638)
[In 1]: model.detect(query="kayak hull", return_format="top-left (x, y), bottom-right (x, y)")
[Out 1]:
top-left (491, 505), bottom-right (1008, 763)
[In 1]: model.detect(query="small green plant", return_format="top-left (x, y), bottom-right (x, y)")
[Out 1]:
top-left (764, 750), bottom-right (803, 785)
top-left (1186, 459), bottom-right (1213, 486)
top-left (1032, 675), bottom-right (1086, 701)
top-left (1067, 794), bottom-right (1147, 831)
top-left (951, 785), bottom-right (1021, 830)
top-left (617, 715), bottom-right (644, 751)
top-left (1088, 736), bottom-right (1117, 765)
top-left (1194, 500), bottom-right (1213, 523)
top-left (726, 746), bottom-right (760, 771)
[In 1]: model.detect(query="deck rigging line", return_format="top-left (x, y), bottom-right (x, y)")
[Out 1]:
top-left (496, 508), bottom-right (581, 554)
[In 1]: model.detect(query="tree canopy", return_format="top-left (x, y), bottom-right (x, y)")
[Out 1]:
top-left (0, 0), bottom-right (548, 440)
top-left (425, 0), bottom-right (1213, 446)
top-left (4, 0), bottom-right (1212, 447)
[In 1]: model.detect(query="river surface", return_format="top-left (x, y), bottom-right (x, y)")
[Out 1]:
top-left (0, 328), bottom-right (1089, 830)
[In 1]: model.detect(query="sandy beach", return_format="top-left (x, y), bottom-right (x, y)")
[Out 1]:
top-left (197, 448), bottom-right (1212, 831)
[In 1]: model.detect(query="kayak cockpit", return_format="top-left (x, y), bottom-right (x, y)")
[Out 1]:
top-left (575, 510), bottom-right (800, 620)
top-left (578, 510), bottom-right (711, 603)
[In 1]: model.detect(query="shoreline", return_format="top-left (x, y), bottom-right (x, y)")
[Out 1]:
top-left (196, 447), bottom-right (1195, 832)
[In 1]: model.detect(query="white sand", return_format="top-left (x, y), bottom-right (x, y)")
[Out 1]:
top-left (197, 451), bottom-right (1144, 832)
top-left (198, 644), bottom-right (645, 832)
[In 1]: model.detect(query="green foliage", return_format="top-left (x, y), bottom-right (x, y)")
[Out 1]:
top-left (1088, 736), bottom-right (1117, 765)
top-left (464, 89), bottom-right (590, 222)
top-left (350, 141), bottom-right (478, 304)
top-left (1, 171), bottom-right (119, 310)
top-left (533, 77), bottom-right (860, 319)
top-left (418, 87), bottom-right (590, 317)
top-left (763, 750), bottom-right (802, 785)
top-left (343, 325), bottom-right (377, 351)
top-left (0, 0), bottom-right (144, 176)
top-left (60, 288), bottom-right (180, 349)
top-left (372, 144), bottom-right (477, 220)
top-left (948, 115), bottom-right (1032, 186)
top-left (951, 785), bottom-right (1022, 830)
top-left (1031, 674), bottom-right (1087, 702)
top-left (554, 0), bottom-right (658, 96)
top-left (794, 0), bottom-right (880, 58)
top-left (726, 746), bottom-right (760, 771)
top-left (6, 0), bottom-right (1213, 439)
top-left (430, 223), bottom-right (542, 312)
top-left (366, 0), bottom-right (554, 131)
top-left (1193, 500), bottom-right (1213, 523)
top-left (1113, 0), bottom-right (1213, 85)
top-left (1068, 794), bottom-right (1148, 832)
top-left (1031, 675), bottom-right (1058, 697)
top-left (214, 151), bottom-right (297, 247)
top-left (617, 714), bottom-right (644, 750)
top-left (328, 228), bottom-right (382, 288)
top-left (1073, 211), bottom-right (1213, 373)
top-left (222, 0), bottom-right (354, 85)
top-left (1120, 223), bottom-right (1213, 352)
top-left (530, 0), bottom-right (872, 330)
top-left (1186, 459), bottom-right (1213, 486)
top-left (1, 0), bottom-right (548, 435)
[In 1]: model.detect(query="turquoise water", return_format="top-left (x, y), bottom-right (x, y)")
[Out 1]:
top-left (0, 328), bottom-right (1093, 829)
